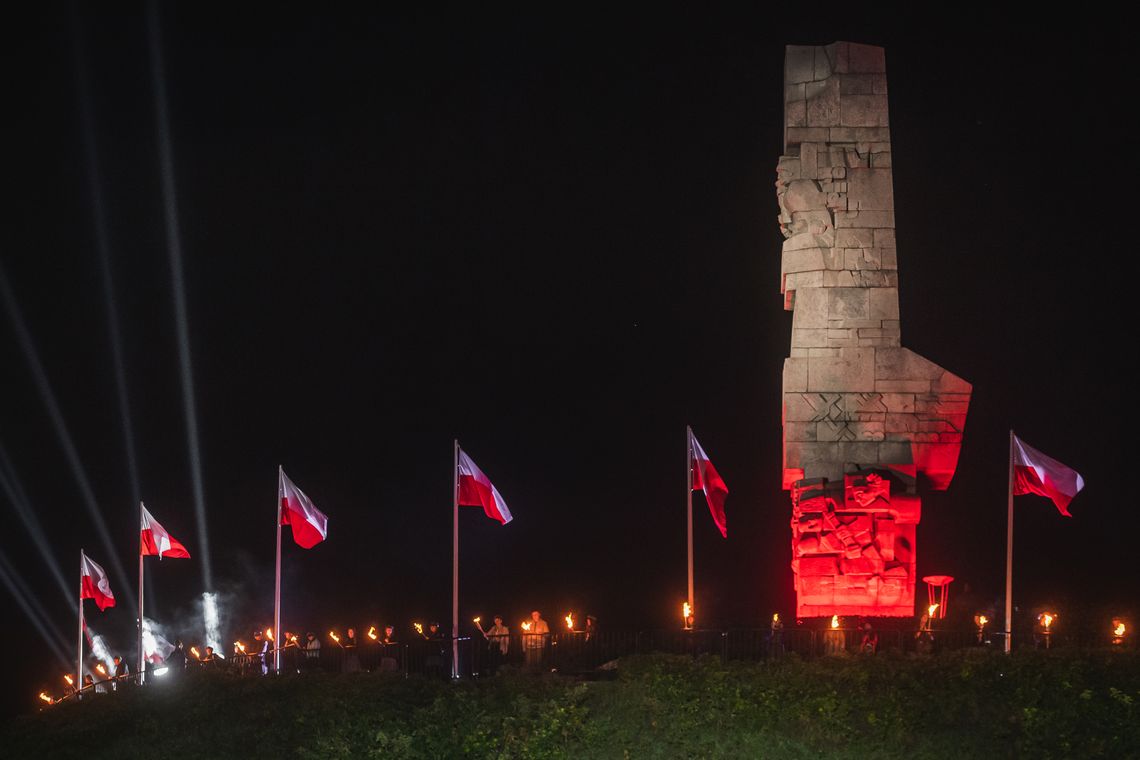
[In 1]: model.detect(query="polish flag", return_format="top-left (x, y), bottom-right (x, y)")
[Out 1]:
top-left (690, 427), bottom-right (729, 538)
top-left (1012, 435), bottom-right (1085, 517)
top-left (80, 552), bottom-right (115, 611)
top-left (140, 503), bottom-right (191, 559)
top-left (279, 467), bottom-right (328, 548)
top-left (457, 448), bottom-right (513, 524)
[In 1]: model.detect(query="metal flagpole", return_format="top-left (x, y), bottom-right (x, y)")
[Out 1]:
top-left (452, 439), bottom-right (459, 679)
top-left (1004, 430), bottom-right (1015, 653)
top-left (77, 550), bottom-right (84, 699)
top-left (274, 466), bottom-right (283, 674)
top-left (686, 426), bottom-right (694, 624)
top-left (138, 501), bottom-right (146, 685)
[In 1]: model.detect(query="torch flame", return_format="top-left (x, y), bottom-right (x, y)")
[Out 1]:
top-left (329, 631), bottom-right (341, 643)
top-left (190, 646), bottom-right (201, 659)
top-left (831, 615), bottom-right (839, 629)
top-left (413, 622), bottom-right (423, 635)
top-left (565, 613), bottom-right (574, 630)
top-left (265, 628), bottom-right (274, 642)
top-left (521, 621), bottom-right (533, 632)
top-left (473, 616), bottom-right (481, 625)
top-left (1041, 613), bottom-right (1055, 629)
top-left (63, 674), bottom-right (74, 687)
top-left (1113, 620), bottom-right (1126, 638)
top-left (367, 626), bottom-right (378, 641)
top-left (235, 641), bottom-right (247, 653)
top-left (682, 602), bottom-right (692, 620)
top-left (95, 663), bottom-right (107, 676)
top-left (38, 692), bottom-right (52, 704)
top-left (773, 613), bottom-right (780, 623)
top-left (978, 615), bottom-right (988, 627)
top-left (927, 604), bottom-right (939, 618)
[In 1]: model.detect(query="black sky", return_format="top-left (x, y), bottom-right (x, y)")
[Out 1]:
top-left (2, 6), bottom-right (1132, 715)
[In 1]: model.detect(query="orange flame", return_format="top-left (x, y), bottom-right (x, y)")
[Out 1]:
top-left (927, 603), bottom-right (939, 618)
top-left (265, 628), bottom-right (274, 642)
top-left (682, 602), bottom-right (692, 621)
top-left (472, 616), bottom-right (481, 625)
top-left (565, 612), bottom-right (574, 630)
top-left (1040, 612), bottom-right (1055, 630)
top-left (235, 641), bottom-right (247, 653)
top-left (38, 692), bottom-right (53, 704)
top-left (772, 613), bottom-right (780, 624)
top-left (830, 615), bottom-right (839, 629)
top-left (1114, 622), bottom-right (1126, 637)
top-left (329, 631), bottom-right (341, 643)
top-left (521, 621), bottom-right (533, 632)
top-left (367, 626), bottom-right (378, 641)
top-left (977, 615), bottom-right (988, 627)
top-left (413, 622), bottom-right (423, 636)
top-left (95, 663), bottom-right (107, 677)
top-left (190, 646), bottom-right (201, 659)
top-left (289, 634), bottom-right (298, 644)
top-left (63, 674), bottom-right (74, 687)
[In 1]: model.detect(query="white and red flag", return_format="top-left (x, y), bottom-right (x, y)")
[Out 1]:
top-left (279, 467), bottom-right (328, 548)
top-left (140, 503), bottom-right (191, 559)
top-left (80, 551), bottom-right (115, 611)
top-left (457, 448), bottom-right (513, 524)
top-left (689, 428), bottom-right (729, 537)
top-left (1012, 435), bottom-right (1085, 517)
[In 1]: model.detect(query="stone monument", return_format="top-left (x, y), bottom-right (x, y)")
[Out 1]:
top-left (777, 42), bottom-right (971, 618)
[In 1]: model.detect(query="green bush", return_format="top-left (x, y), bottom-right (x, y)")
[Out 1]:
top-left (4, 650), bottom-right (1137, 758)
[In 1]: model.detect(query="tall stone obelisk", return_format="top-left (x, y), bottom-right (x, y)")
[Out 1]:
top-left (776, 42), bottom-right (971, 618)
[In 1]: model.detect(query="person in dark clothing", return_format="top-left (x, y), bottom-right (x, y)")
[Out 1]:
top-left (425, 622), bottom-right (448, 678)
top-left (343, 627), bottom-right (360, 673)
top-left (859, 622), bottom-right (878, 654)
top-left (379, 625), bottom-right (400, 672)
top-left (253, 631), bottom-right (269, 675)
top-left (112, 656), bottom-right (130, 689)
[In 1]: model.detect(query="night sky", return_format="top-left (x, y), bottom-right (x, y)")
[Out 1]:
top-left (2, 7), bottom-right (1131, 715)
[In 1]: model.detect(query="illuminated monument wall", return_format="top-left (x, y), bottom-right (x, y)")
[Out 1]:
top-left (776, 42), bottom-right (971, 618)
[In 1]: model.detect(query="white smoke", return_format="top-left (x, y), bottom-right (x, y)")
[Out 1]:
top-left (202, 591), bottom-right (222, 652)
top-left (86, 628), bottom-right (115, 672)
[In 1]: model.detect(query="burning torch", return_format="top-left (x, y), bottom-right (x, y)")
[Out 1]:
top-left (329, 631), bottom-right (343, 648)
top-left (413, 622), bottom-right (425, 639)
top-left (682, 602), bottom-right (693, 629)
top-left (190, 646), bottom-right (202, 660)
top-left (367, 626), bottom-right (378, 642)
top-left (564, 612), bottom-right (575, 631)
top-left (1112, 618), bottom-right (1127, 646)
top-left (38, 692), bottom-right (53, 706)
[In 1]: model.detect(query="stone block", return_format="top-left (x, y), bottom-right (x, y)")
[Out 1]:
top-left (829, 318), bottom-right (881, 329)
top-left (844, 392), bottom-right (888, 415)
top-left (807, 347), bottom-right (876, 392)
top-left (783, 246), bottom-right (826, 274)
top-left (868, 287), bottom-right (900, 320)
top-left (835, 228), bottom-right (874, 248)
top-left (834, 210), bottom-right (895, 228)
top-left (876, 379), bottom-right (931, 393)
top-left (931, 371), bottom-right (973, 394)
top-left (872, 75), bottom-right (887, 94)
top-left (880, 247), bottom-right (898, 269)
top-left (786, 83), bottom-right (806, 103)
top-left (799, 142), bottom-right (818, 177)
top-left (825, 42), bottom-right (849, 75)
top-left (839, 74), bottom-right (876, 95)
top-left (806, 79), bottom-right (840, 127)
top-left (837, 441), bottom-right (883, 466)
top-left (786, 100), bottom-right (806, 128)
top-left (823, 270), bottom-right (856, 287)
top-left (874, 229), bottom-right (896, 247)
top-left (876, 440), bottom-right (913, 465)
top-left (783, 357), bottom-right (809, 392)
top-left (847, 168), bottom-right (895, 211)
top-left (791, 287), bottom-right (828, 329)
top-left (814, 45), bottom-right (834, 80)
top-left (793, 328), bottom-right (828, 347)
top-left (827, 288), bottom-right (870, 321)
top-left (807, 348), bottom-right (842, 357)
top-left (784, 421), bottom-right (818, 442)
top-left (848, 43), bottom-right (886, 73)
top-left (840, 95), bottom-right (890, 127)
top-left (851, 271), bottom-right (898, 288)
top-left (880, 393), bottom-right (914, 413)
top-left (786, 127), bottom-right (830, 145)
top-left (784, 271), bottom-right (824, 294)
top-left (785, 46), bottom-right (816, 84)
top-left (876, 347), bottom-right (945, 381)
top-left (829, 126), bottom-right (891, 143)
top-left (870, 152), bottom-right (892, 167)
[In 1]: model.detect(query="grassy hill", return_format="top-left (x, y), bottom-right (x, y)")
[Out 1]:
top-left (4, 649), bottom-right (1138, 759)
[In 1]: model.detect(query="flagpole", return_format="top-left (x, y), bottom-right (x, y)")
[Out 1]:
top-left (274, 466), bottom-right (283, 675)
top-left (77, 550), bottom-right (84, 699)
top-left (1004, 429), bottom-right (1014, 654)
top-left (452, 439), bottom-right (459, 679)
top-left (686, 426), bottom-right (694, 624)
top-left (138, 501), bottom-right (146, 685)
